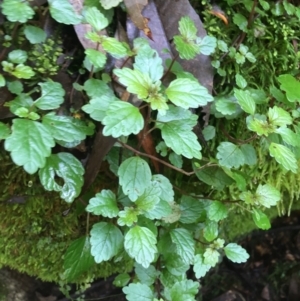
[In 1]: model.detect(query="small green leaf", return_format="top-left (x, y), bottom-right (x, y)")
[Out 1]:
top-left (248, 117), bottom-right (275, 136)
top-left (151, 174), bottom-right (174, 202)
top-left (48, 0), bottom-right (82, 25)
top-left (235, 74), bottom-right (247, 89)
top-left (90, 222), bottom-right (123, 263)
top-left (35, 81), bottom-right (65, 110)
top-left (42, 113), bottom-right (94, 142)
top-left (113, 273), bottom-right (131, 287)
top-left (240, 144), bottom-right (257, 165)
top-left (255, 184), bottom-right (281, 208)
top-left (208, 201), bottom-right (228, 222)
top-left (134, 263), bottom-right (157, 286)
top-left (170, 228), bottom-right (195, 264)
top-left (275, 126), bottom-right (299, 146)
top-left (174, 35), bottom-right (200, 60)
top-left (102, 101), bottom-right (144, 138)
top-left (11, 64), bottom-right (35, 79)
top-left (123, 283), bottom-right (154, 301)
top-left (148, 92), bottom-right (169, 115)
top-left (100, 0), bottom-right (123, 9)
top-left (224, 243), bottom-right (249, 263)
top-left (217, 142), bottom-right (245, 168)
top-left (233, 13), bottom-right (248, 31)
top-left (102, 37), bottom-right (128, 58)
top-left (7, 94), bottom-right (33, 114)
top-left (83, 78), bottom-right (114, 98)
top-left (269, 142), bottom-right (297, 173)
top-left (118, 157), bottom-right (152, 202)
top-left (166, 78), bottom-right (213, 109)
top-left (203, 247), bottom-right (220, 266)
top-left (268, 106), bottom-right (292, 126)
top-left (0, 122), bottom-right (10, 139)
top-left (169, 152), bottom-right (183, 168)
top-left (114, 68), bottom-right (151, 99)
top-left (193, 254), bottom-right (211, 278)
top-left (179, 196), bottom-right (206, 224)
top-left (86, 190), bottom-right (119, 217)
top-left (168, 280), bottom-right (199, 301)
top-left (134, 46), bottom-right (163, 82)
top-left (144, 200), bottom-right (172, 220)
top-left (278, 74), bottom-right (300, 102)
top-left (39, 153), bottom-right (84, 202)
top-left (196, 35), bottom-right (217, 55)
top-left (0, 74), bottom-right (5, 87)
top-left (85, 49), bottom-right (106, 69)
top-left (117, 207), bottom-right (139, 227)
top-left (252, 208), bottom-right (271, 230)
top-left (8, 50), bottom-right (27, 64)
top-left (215, 97), bottom-right (238, 115)
top-left (202, 125), bottom-right (216, 141)
top-left (124, 226), bottom-right (157, 268)
top-left (85, 6), bottom-right (108, 31)
top-left (5, 119), bottom-right (54, 174)
top-left (63, 236), bottom-right (94, 282)
top-left (7, 80), bottom-right (23, 94)
top-left (24, 25), bottom-right (46, 44)
top-left (178, 16), bottom-right (197, 40)
top-left (2, 0), bottom-right (34, 23)
top-left (135, 185), bottom-right (161, 212)
top-left (203, 221), bottom-right (218, 242)
top-left (234, 89), bottom-right (256, 115)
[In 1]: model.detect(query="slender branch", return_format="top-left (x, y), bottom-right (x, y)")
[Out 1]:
top-left (161, 53), bottom-right (179, 82)
top-left (219, 125), bottom-right (257, 145)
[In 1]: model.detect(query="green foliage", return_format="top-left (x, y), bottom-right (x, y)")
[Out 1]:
top-left (1, 2), bottom-right (300, 300)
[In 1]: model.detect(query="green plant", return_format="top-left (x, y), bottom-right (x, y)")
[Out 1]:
top-left (1, 0), bottom-right (300, 300)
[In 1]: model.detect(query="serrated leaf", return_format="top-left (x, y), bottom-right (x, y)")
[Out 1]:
top-left (235, 74), bottom-right (247, 89)
top-left (82, 95), bottom-right (116, 122)
top-left (156, 106), bottom-right (202, 159)
top-left (102, 37), bottom-right (128, 58)
top-left (8, 50), bottom-right (27, 64)
top-left (7, 94), bottom-right (33, 114)
top-left (113, 273), bottom-right (131, 287)
top-left (166, 78), bottom-right (213, 109)
top-left (202, 125), bottom-right (216, 141)
top-left (203, 221), bottom-right (218, 242)
top-left (278, 74), bottom-right (300, 102)
top-left (193, 254), bottom-right (212, 278)
top-left (234, 89), bottom-right (256, 115)
top-left (252, 208), bottom-right (271, 230)
top-left (124, 226), bottom-right (157, 268)
top-left (215, 97), bottom-right (238, 115)
top-left (135, 263), bottom-right (157, 286)
top-left (224, 243), bottom-right (249, 263)
top-left (48, 0), bottom-right (82, 25)
top-left (275, 126), bottom-right (299, 146)
top-left (83, 78), bottom-right (114, 98)
top-left (90, 222), bottom-right (123, 263)
top-left (269, 142), bottom-right (297, 173)
top-left (174, 35), bottom-right (200, 60)
top-left (197, 35), bottom-right (217, 55)
top-left (117, 207), bottom-right (139, 227)
top-left (34, 81), bottom-right (65, 110)
top-left (85, 6), bottom-right (108, 31)
top-left (151, 174), bottom-right (174, 202)
top-left (39, 153), bottom-right (84, 202)
top-left (248, 117), bottom-right (275, 136)
top-left (178, 16), bottom-right (197, 40)
top-left (86, 190), bottom-right (119, 217)
top-left (208, 201), bottom-right (228, 222)
top-left (0, 122), bottom-right (10, 139)
top-left (42, 113), bottom-right (94, 142)
top-left (134, 47), bottom-right (163, 82)
top-left (255, 184), bottom-right (281, 208)
top-left (144, 200), bottom-right (172, 220)
top-left (203, 247), bottom-right (220, 266)
top-left (268, 106), bottom-right (292, 126)
top-left (170, 228), bottom-right (195, 264)
top-left (240, 144), bottom-right (257, 165)
top-left (123, 283), bottom-right (154, 301)
top-left (11, 64), bottom-right (35, 79)
top-left (114, 68), bottom-right (151, 99)
top-left (85, 49), bottom-right (106, 69)
top-left (135, 185), bottom-right (161, 211)
top-left (118, 157), bottom-right (152, 202)
top-left (5, 119), bottom-right (54, 174)
top-left (24, 25), bottom-right (46, 44)
top-left (2, 0), bottom-right (34, 23)
top-left (217, 142), bottom-right (245, 168)
top-left (179, 196), bottom-right (206, 224)
top-left (102, 101), bottom-right (144, 138)
top-left (168, 280), bottom-right (199, 301)
top-left (63, 236), bottom-right (94, 282)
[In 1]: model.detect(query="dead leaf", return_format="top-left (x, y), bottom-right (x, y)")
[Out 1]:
top-left (124, 0), bottom-right (152, 38)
